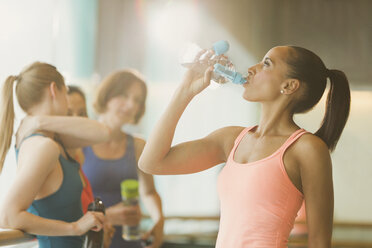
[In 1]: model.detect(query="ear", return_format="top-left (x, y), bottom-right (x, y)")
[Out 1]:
top-left (280, 79), bottom-right (300, 95)
top-left (49, 82), bottom-right (57, 99)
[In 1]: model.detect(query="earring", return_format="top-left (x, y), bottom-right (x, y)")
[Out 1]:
top-left (280, 90), bottom-right (284, 94)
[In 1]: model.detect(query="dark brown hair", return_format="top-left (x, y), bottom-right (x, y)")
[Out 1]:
top-left (68, 85), bottom-right (86, 102)
top-left (286, 46), bottom-right (351, 151)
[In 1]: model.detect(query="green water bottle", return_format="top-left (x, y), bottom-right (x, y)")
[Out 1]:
top-left (121, 179), bottom-right (140, 240)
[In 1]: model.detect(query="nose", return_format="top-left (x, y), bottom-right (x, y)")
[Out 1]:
top-left (247, 64), bottom-right (257, 78)
top-left (122, 97), bottom-right (136, 110)
top-left (248, 64), bottom-right (257, 76)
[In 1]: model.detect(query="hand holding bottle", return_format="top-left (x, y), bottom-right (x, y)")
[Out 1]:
top-left (105, 202), bottom-right (141, 226)
top-left (72, 211), bottom-right (105, 236)
top-left (180, 40), bottom-right (246, 88)
top-left (181, 61), bottom-right (214, 98)
top-left (121, 179), bottom-right (142, 240)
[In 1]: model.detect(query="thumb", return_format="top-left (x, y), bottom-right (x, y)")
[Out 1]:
top-left (204, 66), bottom-right (214, 84)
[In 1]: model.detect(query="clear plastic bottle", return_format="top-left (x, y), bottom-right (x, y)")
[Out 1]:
top-left (180, 40), bottom-right (232, 83)
top-left (180, 40), bottom-right (246, 84)
top-left (120, 179), bottom-right (141, 240)
top-left (213, 63), bottom-right (247, 85)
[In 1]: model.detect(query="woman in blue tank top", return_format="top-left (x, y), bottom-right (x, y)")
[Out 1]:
top-left (82, 69), bottom-right (164, 248)
top-left (0, 62), bottom-right (113, 248)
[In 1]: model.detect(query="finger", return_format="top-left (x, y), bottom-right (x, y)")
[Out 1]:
top-left (91, 223), bottom-right (103, 232)
top-left (204, 66), bottom-right (214, 84)
top-left (126, 217), bottom-right (141, 226)
top-left (122, 211), bottom-right (141, 218)
top-left (193, 49), bottom-right (207, 63)
top-left (203, 49), bottom-right (215, 61)
top-left (90, 213), bottom-right (105, 231)
top-left (92, 212), bottom-right (105, 224)
top-left (122, 205), bottom-right (139, 212)
top-left (199, 49), bottom-right (214, 64)
top-left (141, 230), bottom-right (152, 241)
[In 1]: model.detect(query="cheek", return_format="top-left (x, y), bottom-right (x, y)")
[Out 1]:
top-left (106, 100), bottom-right (119, 112)
top-left (242, 81), bottom-right (279, 101)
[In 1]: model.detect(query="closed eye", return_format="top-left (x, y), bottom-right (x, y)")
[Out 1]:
top-left (263, 57), bottom-right (273, 67)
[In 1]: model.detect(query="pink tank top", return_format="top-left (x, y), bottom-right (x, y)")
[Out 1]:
top-left (216, 126), bottom-right (307, 248)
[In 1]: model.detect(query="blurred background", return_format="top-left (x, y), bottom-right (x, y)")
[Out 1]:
top-left (0, 0), bottom-right (371, 247)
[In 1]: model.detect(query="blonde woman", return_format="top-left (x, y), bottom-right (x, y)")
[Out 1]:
top-left (0, 62), bottom-right (112, 248)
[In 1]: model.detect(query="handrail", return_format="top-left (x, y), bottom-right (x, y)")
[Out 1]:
top-left (1, 217), bottom-right (372, 247)
top-left (164, 215), bottom-right (372, 229)
top-left (0, 229), bottom-right (34, 246)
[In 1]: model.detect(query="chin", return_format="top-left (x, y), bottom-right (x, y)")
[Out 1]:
top-left (242, 93), bottom-right (258, 102)
top-left (115, 119), bottom-right (129, 128)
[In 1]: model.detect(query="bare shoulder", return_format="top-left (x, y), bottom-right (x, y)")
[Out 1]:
top-left (295, 133), bottom-right (329, 156)
top-left (206, 126), bottom-right (245, 142)
top-left (133, 136), bottom-right (146, 150)
top-left (18, 136), bottom-right (60, 164)
top-left (132, 135), bottom-right (146, 160)
top-left (293, 133), bottom-right (332, 170)
top-left (205, 126), bottom-right (246, 158)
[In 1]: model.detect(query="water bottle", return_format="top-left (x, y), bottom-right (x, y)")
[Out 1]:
top-left (213, 63), bottom-right (247, 85)
top-left (121, 179), bottom-right (141, 240)
top-left (180, 40), bottom-right (246, 84)
top-left (83, 197), bottom-right (105, 248)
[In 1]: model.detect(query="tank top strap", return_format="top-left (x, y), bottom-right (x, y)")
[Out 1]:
top-left (279, 129), bottom-right (309, 153)
top-left (233, 126), bottom-right (257, 146)
top-left (125, 134), bottom-right (135, 153)
top-left (228, 126), bottom-right (257, 161)
top-left (53, 135), bottom-right (76, 161)
top-left (16, 133), bottom-right (46, 151)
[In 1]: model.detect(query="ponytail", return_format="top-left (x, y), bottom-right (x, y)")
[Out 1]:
top-left (315, 69), bottom-right (351, 151)
top-left (0, 62), bottom-right (65, 172)
top-left (286, 46), bottom-right (351, 152)
top-left (0, 76), bottom-right (17, 172)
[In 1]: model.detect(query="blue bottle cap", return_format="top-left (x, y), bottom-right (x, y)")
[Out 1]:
top-left (212, 40), bottom-right (229, 55)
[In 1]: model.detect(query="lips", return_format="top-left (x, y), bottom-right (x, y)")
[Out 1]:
top-left (242, 77), bottom-right (251, 87)
top-left (118, 111), bottom-right (133, 117)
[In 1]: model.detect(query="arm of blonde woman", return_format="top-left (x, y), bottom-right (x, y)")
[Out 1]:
top-left (0, 136), bottom-right (104, 236)
top-left (296, 134), bottom-right (333, 248)
top-left (134, 138), bottom-right (164, 248)
top-left (16, 116), bottom-right (111, 149)
top-left (139, 66), bottom-right (243, 175)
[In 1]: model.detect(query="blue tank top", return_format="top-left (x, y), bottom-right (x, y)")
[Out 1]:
top-left (15, 134), bottom-right (84, 248)
top-left (83, 134), bottom-right (142, 248)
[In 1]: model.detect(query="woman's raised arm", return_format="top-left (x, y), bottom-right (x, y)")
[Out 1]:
top-left (139, 67), bottom-right (242, 175)
top-left (16, 116), bottom-right (112, 149)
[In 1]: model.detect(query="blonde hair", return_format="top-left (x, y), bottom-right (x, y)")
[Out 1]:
top-left (93, 69), bottom-right (147, 124)
top-left (0, 62), bottom-right (65, 171)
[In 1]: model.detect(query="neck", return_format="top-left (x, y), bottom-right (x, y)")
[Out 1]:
top-left (26, 102), bottom-right (56, 139)
top-left (256, 101), bottom-right (299, 136)
top-left (28, 99), bottom-right (53, 116)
